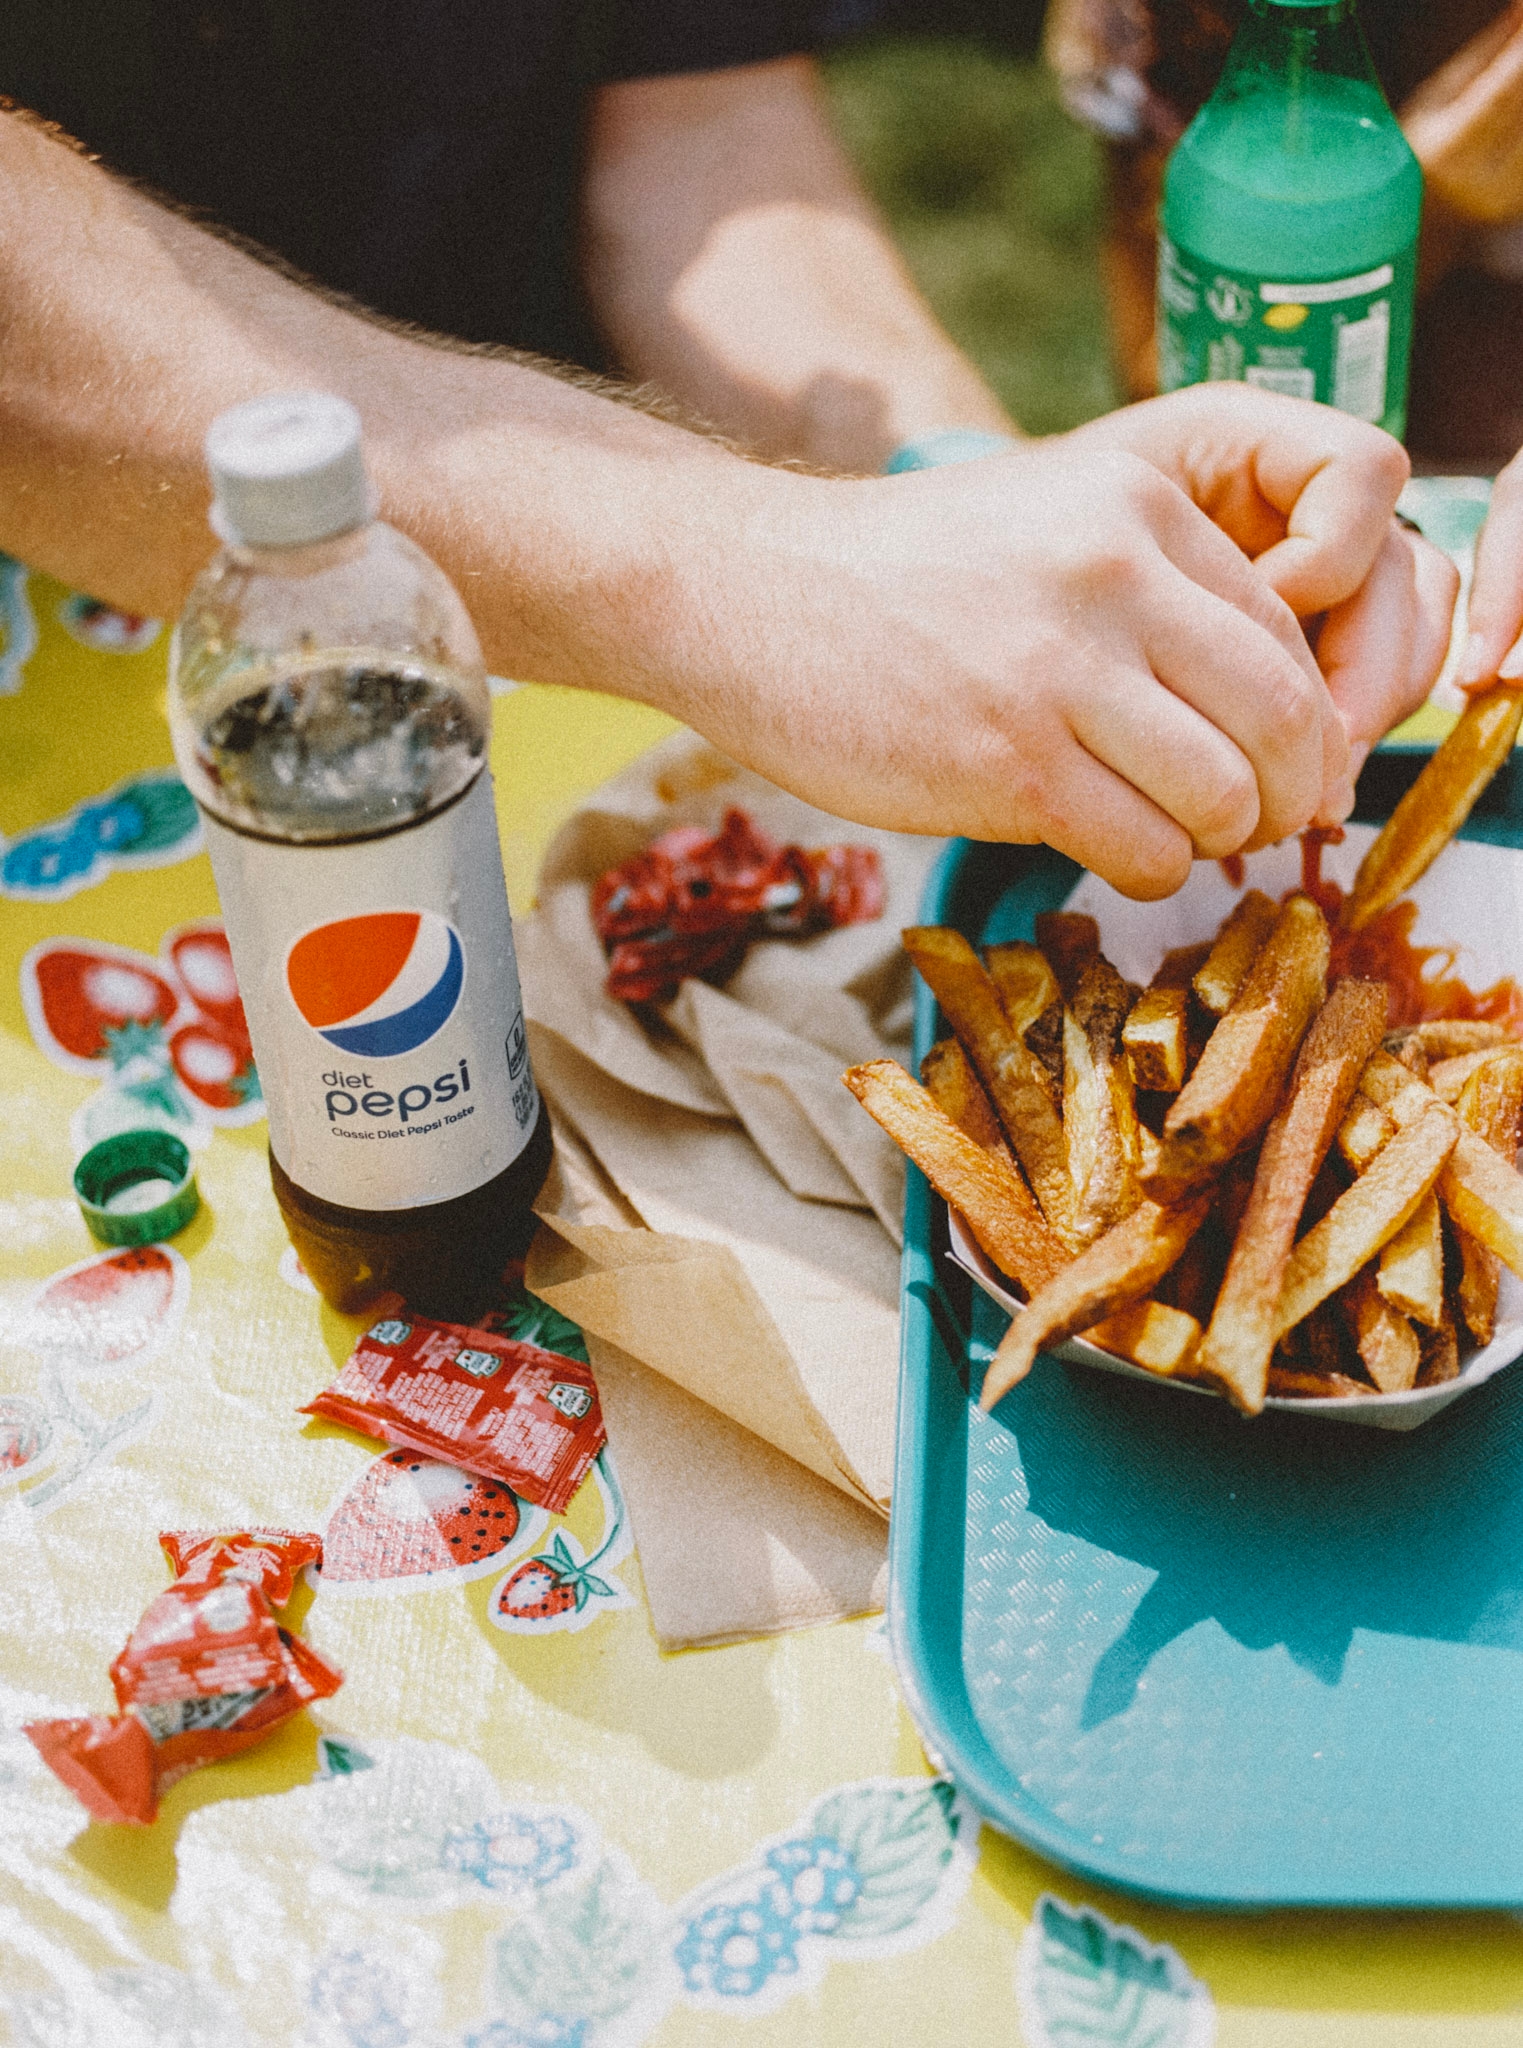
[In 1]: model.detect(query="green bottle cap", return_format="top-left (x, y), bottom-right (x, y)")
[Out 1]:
top-left (73, 1130), bottom-right (200, 1246)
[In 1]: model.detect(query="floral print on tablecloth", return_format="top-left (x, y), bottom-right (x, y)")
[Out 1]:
top-left (2, 1738), bottom-right (982, 2047)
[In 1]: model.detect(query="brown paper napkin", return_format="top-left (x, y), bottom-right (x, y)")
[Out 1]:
top-left (518, 734), bottom-right (942, 1648)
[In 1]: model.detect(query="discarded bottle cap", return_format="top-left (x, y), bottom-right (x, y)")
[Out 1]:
top-left (73, 1131), bottom-right (200, 1246)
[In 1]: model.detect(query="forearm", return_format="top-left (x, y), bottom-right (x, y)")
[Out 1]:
top-left (0, 106), bottom-right (774, 710)
top-left (580, 59), bottom-right (1014, 473)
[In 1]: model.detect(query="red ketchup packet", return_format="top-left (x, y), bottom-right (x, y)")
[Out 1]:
top-left (299, 1314), bottom-right (604, 1517)
top-left (25, 1529), bottom-right (340, 1826)
top-left (591, 806), bottom-right (885, 1005)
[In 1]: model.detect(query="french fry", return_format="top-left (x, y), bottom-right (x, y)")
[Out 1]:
top-left (1376, 1191), bottom-right (1445, 1327)
top-left (1338, 1093), bottom-right (1395, 1171)
top-left (1143, 895), bottom-right (1329, 1204)
top-left (1085, 1299), bottom-right (1203, 1380)
top-left (1361, 1049), bottom-right (1523, 1281)
top-left (1457, 1222), bottom-right (1502, 1348)
top-left (1357, 1048), bottom-right (1432, 1126)
top-left (985, 942), bottom-right (1060, 1034)
top-left (1300, 1299), bottom-right (1352, 1380)
top-left (1024, 999), bottom-right (1065, 1099)
top-left (1418, 1309), bottom-right (1461, 1387)
top-left (920, 1039), bottom-right (1011, 1161)
top-left (1388, 1030), bottom-right (1432, 1081)
top-left (902, 927), bottom-right (1078, 1241)
top-left (1193, 889), bottom-right (1278, 1016)
top-left (1135, 1120), bottom-right (1163, 1181)
top-left (1454, 1049), bottom-right (1523, 1344)
top-left (843, 1060), bottom-right (1068, 1295)
top-left (1123, 946), bottom-right (1215, 1096)
top-left (1153, 942), bottom-right (1213, 989)
top-left (1412, 1020), bottom-right (1509, 1060)
top-left (1428, 1046), bottom-right (1516, 1103)
top-left (1273, 1102), bottom-right (1459, 1338)
top-left (1342, 1268), bottom-right (1421, 1393)
top-left (1343, 683), bottom-right (1523, 930)
top-left (1065, 959), bottom-right (1141, 1241)
top-left (1034, 911), bottom-right (1100, 998)
top-left (1442, 1138), bottom-right (1523, 1280)
top-left (1123, 987), bottom-right (1190, 1094)
top-left (979, 1192), bottom-right (1212, 1410)
top-left (1266, 1365), bottom-right (1377, 1400)
top-left (1196, 977), bottom-right (1387, 1413)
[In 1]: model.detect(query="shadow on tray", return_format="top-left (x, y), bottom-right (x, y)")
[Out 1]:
top-left (979, 1305), bottom-right (1523, 1729)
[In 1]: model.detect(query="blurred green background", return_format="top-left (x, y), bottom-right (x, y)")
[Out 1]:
top-left (822, 27), bottom-right (1121, 435)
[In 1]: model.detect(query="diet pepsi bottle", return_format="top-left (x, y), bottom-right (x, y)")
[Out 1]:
top-left (169, 391), bottom-right (551, 1314)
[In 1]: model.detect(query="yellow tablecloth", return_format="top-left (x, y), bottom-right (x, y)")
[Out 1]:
top-left (4, 556), bottom-right (1523, 2048)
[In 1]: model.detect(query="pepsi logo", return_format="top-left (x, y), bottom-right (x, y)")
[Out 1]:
top-left (286, 911), bottom-right (464, 1058)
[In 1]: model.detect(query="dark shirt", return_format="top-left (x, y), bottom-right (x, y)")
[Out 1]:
top-left (0, 1), bottom-right (827, 369)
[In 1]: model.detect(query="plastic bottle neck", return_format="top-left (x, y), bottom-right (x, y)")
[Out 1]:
top-left (217, 521), bottom-right (374, 580)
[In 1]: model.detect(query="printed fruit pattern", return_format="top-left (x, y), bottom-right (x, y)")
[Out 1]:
top-left (0, 1397), bottom-right (50, 1476)
top-left (321, 1453), bottom-right (525, 1586)
top-left (31, 1244), bottom-right (182, 1368)
top-left (22, 920), bottom-right (261, 1125)
top-left (494, 1556), bottom-right (579, 1622)
top-left (28, 944), bottom-right (178, 1064)
top-left (10, 1242), bottom-right (188, 1516)
top-left (492, 1529), bottom-right (618, 1623)
top-left (56, 593), bottom-right (161, 654)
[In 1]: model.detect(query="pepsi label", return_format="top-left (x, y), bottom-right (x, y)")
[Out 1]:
top-left (200, 774), bottom-right (537, 1209)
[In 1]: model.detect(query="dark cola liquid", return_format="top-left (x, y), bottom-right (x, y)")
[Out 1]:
top-left (196, 663), bottom-right (483, 841)
top-left (197, 661), bottom-right (550, 1319)
top-left (272, 1100), bottom-right (553, 1320)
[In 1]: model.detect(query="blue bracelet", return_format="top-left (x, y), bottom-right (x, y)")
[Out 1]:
top-left (884, 428), bottom-right (1022, 474)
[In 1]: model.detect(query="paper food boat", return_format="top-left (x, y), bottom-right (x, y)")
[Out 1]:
top-left (947, 823), bottom-right (1523, 1431)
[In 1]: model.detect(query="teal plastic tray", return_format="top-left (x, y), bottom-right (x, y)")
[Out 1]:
top-left (889, 778), bottom-right (1523, 1908)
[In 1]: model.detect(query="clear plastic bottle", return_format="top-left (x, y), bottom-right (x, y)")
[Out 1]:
top-left (1158, 0), bottom-right (1422, 437)
top-left (169, 391), bottom-right (551, 1315)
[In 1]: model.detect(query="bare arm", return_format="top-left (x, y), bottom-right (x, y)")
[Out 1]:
top-left (579, 57), bottom-right (1014, 472)
top-left (0, 109), bottom-right (1438, 898)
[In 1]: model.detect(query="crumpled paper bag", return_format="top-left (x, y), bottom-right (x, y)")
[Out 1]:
top-left (516, 733), bottom-right (942, 1648)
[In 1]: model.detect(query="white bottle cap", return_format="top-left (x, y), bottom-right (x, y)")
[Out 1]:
top-left (205, 391), bottom-right (376, 547)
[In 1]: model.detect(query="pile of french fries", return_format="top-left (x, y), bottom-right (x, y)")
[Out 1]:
top-left (844, 682), bottom-right (1523, 1417)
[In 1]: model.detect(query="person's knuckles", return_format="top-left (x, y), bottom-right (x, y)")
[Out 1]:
top-left (1094, 828), bottom-right (1195, 902)
top-left (1238, 650), bottom-right (1324, 773)
top-left (1183, 756), bottom-right (1260, 859)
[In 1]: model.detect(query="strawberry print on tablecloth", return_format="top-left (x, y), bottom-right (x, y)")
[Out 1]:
top-left (315, 1451), bottom-right (548, 1595)
top-left (2, 1243), bottom-right (189, 1515)
top-left (21, 920), bottom-right (262, 1153)
top-left (489, 1450), bottom-right (633, 1635)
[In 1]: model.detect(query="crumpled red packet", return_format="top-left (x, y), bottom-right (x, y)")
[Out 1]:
top-left (591, 807), bottom-right (885, 1005)
top-left (299, 1313), bottom-right (605, 1517)
top-left (25, 1529), bottom-right (340, 1826)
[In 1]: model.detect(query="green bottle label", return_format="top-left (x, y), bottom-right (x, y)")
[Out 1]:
top-left (1158, 234), bottom-right (1416, 438)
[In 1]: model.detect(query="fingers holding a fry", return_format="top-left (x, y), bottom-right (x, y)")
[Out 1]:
top-left (859, 736), bottom-right (1523, 1417)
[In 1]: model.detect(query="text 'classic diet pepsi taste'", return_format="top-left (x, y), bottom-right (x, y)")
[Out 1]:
top-left (169, 392), bottom-right (552, 1316)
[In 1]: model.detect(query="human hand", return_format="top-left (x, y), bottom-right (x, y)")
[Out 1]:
top-left (1400, 3), bottom-right (1523, 226)
top-left (1456, 444), bottom-right (1523, 691)
top-left (682, 417), bottom-right (1373, 899)
top-left (1067, 385), bottom-right (1457, 777)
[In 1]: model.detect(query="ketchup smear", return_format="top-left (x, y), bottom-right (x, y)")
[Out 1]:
top-left (1299, 826), bottom-right (1523, 1032)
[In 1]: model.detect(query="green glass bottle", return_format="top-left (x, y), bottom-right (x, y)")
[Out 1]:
top-left (1157, 0), bottom-right (1422, 438)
